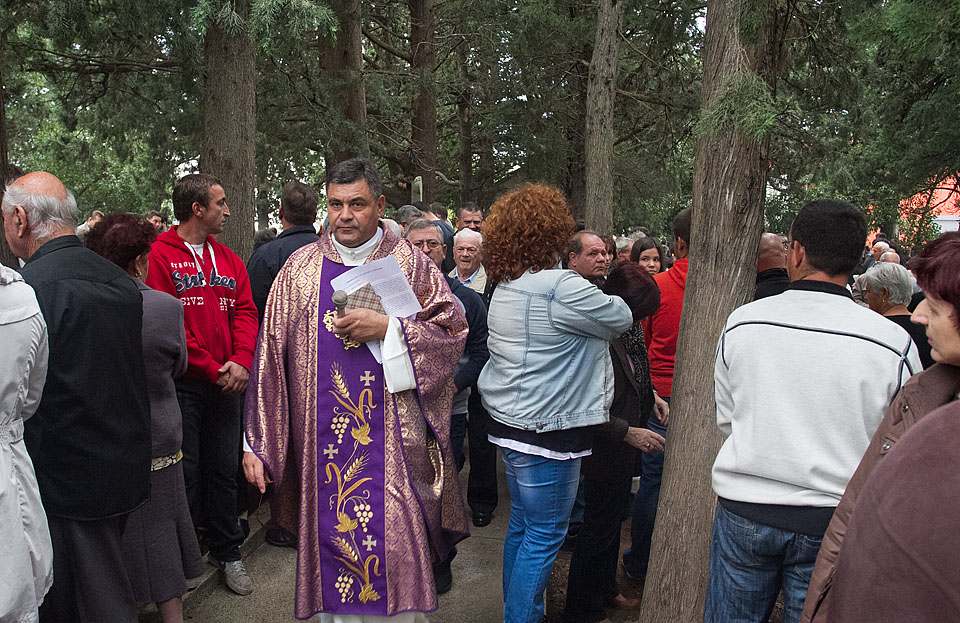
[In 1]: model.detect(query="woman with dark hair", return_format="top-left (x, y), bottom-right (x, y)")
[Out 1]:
top-left (563, 263), bottom-right (666, 623)
top-left (629, 235), bottom-right (665, 276)
top-left (478, 184), bottom-right (633, 623)
top-left (86, 214), bottom-right (204, 623)
top-left (803, 231), bottom-right (960, 623)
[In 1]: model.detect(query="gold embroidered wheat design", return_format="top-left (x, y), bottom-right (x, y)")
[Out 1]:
top-left (333, 536), bottom-right (358, 562)
top-left (344, 454), bottom-right (368, 482)
top-left (331, 364), bottom-right (350, 400)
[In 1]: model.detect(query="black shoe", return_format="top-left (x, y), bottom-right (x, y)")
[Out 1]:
top-left (432, 560), bottom-right (453, 595)
top-left (265, 526), bottom-right (298, 549)
top-left (472, 512), bottom-right (493, 527)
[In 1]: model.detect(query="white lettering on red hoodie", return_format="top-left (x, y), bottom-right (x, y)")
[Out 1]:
top-left (146, 226), bottom-right (258, 383)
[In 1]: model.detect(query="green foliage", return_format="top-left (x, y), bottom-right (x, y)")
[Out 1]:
top-left (697, 70), bottom-right (777, 142)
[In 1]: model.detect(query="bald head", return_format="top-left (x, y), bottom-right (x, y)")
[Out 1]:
top-left (12, 171), bottom-right (69, 201)
top-left (880, 250), bottom-right (900, 264)
top-left (757, 232), bottom-right (786, 273)
top-left (2, 170), bottom-right (78, 259)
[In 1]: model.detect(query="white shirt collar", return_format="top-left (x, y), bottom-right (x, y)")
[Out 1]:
top-left (332, 227), bottom-right (384, 266)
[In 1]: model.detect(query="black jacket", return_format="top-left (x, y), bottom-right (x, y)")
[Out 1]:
top-left (445, 275), bottom-right (489, 392)
top-left (580, 339), bottom-right (646, 482)
top-left (21, 236), bottom-right (150, 519)
top-left (246, 225), bottom-right (319, 322)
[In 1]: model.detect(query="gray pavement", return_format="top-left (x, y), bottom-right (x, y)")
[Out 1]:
top-left (177, 459), bottom-right (509, 623)
top-left (160, 454), bottom-right (651, 623)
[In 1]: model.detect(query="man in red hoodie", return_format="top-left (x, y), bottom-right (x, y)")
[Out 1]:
top-left (621, 207), bottom-right (689, 582)
top-left (146, 173), bottom-right (259, 595)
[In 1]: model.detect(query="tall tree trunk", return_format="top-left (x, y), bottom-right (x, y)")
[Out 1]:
top-left (200, 1), bottom-right (256, 261)
top-left (0, 34), bottom-right (17, 268)
top-left (565, 44), bottom-right (591, 224)
top-left (456, 43), bottom-right (473, 207)
top-left (638, 1), bottom-right (790, 621)
top-left (408, 0), bottom-right (437, 203)
top-left (582, 0), bottom-right (623, 235)
top-left (319, 0), bottom-right (368, 166)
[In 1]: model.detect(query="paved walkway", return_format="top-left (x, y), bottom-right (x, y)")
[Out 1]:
top-left (147, 455), bottom-right (649, 622)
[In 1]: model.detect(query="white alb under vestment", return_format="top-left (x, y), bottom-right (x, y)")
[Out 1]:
top-left (0, 265), bottom-right (53, 623)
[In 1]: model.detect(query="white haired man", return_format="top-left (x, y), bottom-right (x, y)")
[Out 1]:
top-left (449, 228), bottom-right (486, 295)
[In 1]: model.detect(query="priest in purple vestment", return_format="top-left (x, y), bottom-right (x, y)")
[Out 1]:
top-left (243, 158), bottom-right (469, 622)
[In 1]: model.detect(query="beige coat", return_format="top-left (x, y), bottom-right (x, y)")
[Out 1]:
top-left (0, 265), bottom-right (52, 623)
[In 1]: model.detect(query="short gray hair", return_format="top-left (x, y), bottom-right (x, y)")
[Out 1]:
top-left (863, 262), bottom-right (913, 306)
top-left (395, 204), bottom-right (422, 226)
top-left (404, 218), bottom-right (443, 240)
top-left (615, 237), bottom-right (632, 254)
top-left (453, 228), bottom-right (482, 246)
top-left (326, 157), bottom-right (382, 199)
top-left (2, 182), bottom-right (78, 240)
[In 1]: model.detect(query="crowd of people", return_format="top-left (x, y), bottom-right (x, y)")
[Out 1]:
top-left (2, 158), bottom-right (959, 623)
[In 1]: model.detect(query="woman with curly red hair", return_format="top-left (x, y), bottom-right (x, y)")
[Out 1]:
top-left (478, 184), bottom-right (634, 623)
top-left (86, 214), bottom-right (204, 623)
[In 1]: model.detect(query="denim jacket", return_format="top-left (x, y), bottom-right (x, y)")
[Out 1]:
top-left (478, 268), bottom-right (633, 432)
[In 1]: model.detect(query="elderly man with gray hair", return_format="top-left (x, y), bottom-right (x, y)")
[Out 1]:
top-left (862, 262), bottom-right (934, 369)
top-left (450, 227), bottom-right (486, 294)
top-left (3, 172), bottom-right (151, 622)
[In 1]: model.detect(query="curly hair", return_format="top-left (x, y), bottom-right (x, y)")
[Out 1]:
top-left (85, 212), bottom-right (157, 272)
top-left (483, 183), bottom-right (575, 283)
top-left (911, 231), bottom-right (960, 328)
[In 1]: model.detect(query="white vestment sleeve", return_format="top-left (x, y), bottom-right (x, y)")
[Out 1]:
top-left (243, 436), bottom-right (253, 453)
top-left (382, 316), bottom-right (417, 393)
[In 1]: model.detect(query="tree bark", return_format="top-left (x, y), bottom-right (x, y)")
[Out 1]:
top-left (200, 0), bottom-right (256, 261)
top-left (638, 1), bottom-right (790, 621)
top-left (0, 33), bottom-right (17, 268)
top-left (456, 43), bottom-right (473, 207)
top-left (582, 0), bottom-right (623, 235)
top-left (319, 0), bottom-right (368, 166)
top-left (408, 0), bottom-right (437, 203)
top-left (565, 44), bottom-right (591, 225)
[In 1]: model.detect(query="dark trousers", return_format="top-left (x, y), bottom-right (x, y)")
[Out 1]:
top-left (563, 475), bottom-right (633, 623)
top-left (177, 378), bottom-right (244, 562)
top-left (623, 407), bottom-right (669, 578)
top-left (466, 388), bottom-right (498, 515)
top-left (39, 515), bottom-right (137, 623)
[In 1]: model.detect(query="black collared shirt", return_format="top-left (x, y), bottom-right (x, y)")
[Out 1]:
top-left (20, 235), bottom-right (150, 519)
top-left (246, 225), bottom-right (319, 323)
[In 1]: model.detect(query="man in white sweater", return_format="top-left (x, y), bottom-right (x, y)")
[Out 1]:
top-left (703, 199), bottom-right (921, 623)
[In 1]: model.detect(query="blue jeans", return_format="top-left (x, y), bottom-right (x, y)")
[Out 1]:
top-left (500, 447), bottom-right (581, 623)
top-left (704, 505), bottom-right (823, 623)
top-left (622, 408), bottom-right (668, 578)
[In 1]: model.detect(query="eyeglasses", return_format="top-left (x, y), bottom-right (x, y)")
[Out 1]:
top-left (412, 240), bottom-right (442, 249)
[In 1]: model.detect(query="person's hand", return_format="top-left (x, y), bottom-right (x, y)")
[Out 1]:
top-left (332, 308), bottom-right (390, 343)
top-left (217, 361), bottom-right (249, 394)
top-left (242, 452), bottom-right (271, 494)
top-left (624, 427), bottom-right (666, 453)
top-left (653, 393), bottom-right (670, 426)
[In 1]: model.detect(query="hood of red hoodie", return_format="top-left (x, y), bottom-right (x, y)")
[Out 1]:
top-left (664, 257), bottom-right (688, 289)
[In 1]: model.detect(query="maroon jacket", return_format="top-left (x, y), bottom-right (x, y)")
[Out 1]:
top-left (827, 400), bottom-right (960, 622)
top-left (802, 362), bottom-right (960, 622)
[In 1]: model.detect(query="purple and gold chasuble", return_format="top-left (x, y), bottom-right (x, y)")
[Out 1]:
top-left (245, 226), bottom-right (469, 620)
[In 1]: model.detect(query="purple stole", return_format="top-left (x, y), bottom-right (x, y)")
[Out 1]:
top-left (315, 261), bottom-right (389, 615)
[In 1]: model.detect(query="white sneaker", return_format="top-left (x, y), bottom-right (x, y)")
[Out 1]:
top-left (218, 559), bottom-right (253, 596)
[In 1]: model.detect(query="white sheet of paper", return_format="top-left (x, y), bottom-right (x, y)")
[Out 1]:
top-left (329, 256), bottom-right (421, 363)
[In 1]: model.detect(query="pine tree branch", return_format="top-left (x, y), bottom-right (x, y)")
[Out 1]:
top-left (362, 26), bottom-right (413, 63)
